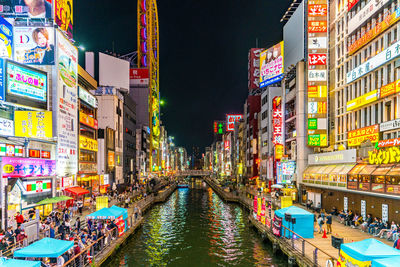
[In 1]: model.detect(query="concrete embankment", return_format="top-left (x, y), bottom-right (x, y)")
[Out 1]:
top-left (96, 183), bottom-right (177, 267)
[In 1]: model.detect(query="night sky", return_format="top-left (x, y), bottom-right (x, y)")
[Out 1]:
top-left (75, 0), bottom-right (292, 154)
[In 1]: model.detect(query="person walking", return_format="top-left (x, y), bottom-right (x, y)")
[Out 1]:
top-left (317, 215), bottom-right (324, 234)
top-left (326, 214), bottom-right (332, 234)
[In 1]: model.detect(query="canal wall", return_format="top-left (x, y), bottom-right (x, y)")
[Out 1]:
top-left (204, 178), bottom-right (334, 267)
top-left (95, 183), bottom-right (177, 267)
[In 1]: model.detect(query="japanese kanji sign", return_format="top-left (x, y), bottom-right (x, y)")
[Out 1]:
top-left (369, 147), bottom-right (400, 165)
top-left (307, 0), bottom-right (329, 147)
top-left (226, 114), bottom-right (243, 132)
top-left (348, 125), bottom-right (379, 147)
top-left (248, 48), bottom-right (263, 90)
top-left (259, 41), bottom-right (284, 88)
top-left (14, 111), bottom-right (52, 139)
top-left (272, 96), bottom-right (283, 146)
top-left (2, 157), bottom-right (56, 178)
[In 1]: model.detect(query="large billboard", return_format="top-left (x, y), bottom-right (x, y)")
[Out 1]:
top-left (307, 0), bottom-right (328, 147)
top-left (0, 17), bottom-right (12, 59)
top-left (99, 52), bottom-right (130, 90)
top-left (14, 26), bottom-right (55, 65)
top-left (0, 0), bottom-right (52, 18)
top-left (6, 60), bottom-right (48, 109)
top-left (54, 0), bottom-right (73, 38)
top-left (259, 41), bottom-right (284, 88)
top-left (248, 48), bottom-right (263, 90)
top-left (55, 30), bottom-right (77, 177)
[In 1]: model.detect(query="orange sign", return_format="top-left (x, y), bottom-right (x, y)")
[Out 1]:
top-left (308, 4), bottom-right (327, 16)
top-left (348, 9), bottom-right (400, 55)
top-left (275, 144), bottom-right (284, 160)
top-left (380, 79), bottom-right (400, 98)
top-left (80, 112), bottom-right (98, 129)
top-left (308, 21), bottom-right (327, 33)
top-left (108, 151), bottom-right (115, 169)
top-left (348, 125), bottom-right (379, 147)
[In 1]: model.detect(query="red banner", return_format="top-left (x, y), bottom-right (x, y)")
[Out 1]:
top-left (129, 68), bottom-right (149, 79)
top-left (308, 54), bottom-right (327, 65)
top-left (308, 21), bottom-right (327, 33)
top-left (248, 48), bottom-right (263, 90)
top-left (348, 0), bottom-right (360, 11)
top-left (308, 4), bottom-right (327, 16)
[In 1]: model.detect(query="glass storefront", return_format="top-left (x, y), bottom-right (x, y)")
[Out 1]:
top-left (303, 164), bottom-right (355, 187)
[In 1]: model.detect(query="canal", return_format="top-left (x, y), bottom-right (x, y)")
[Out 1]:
top-left (106, 183), bottom-right (287, 266)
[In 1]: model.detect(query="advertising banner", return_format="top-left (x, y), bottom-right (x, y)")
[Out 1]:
top-left (369, 146), bottom-right (400, 164)
top-left (380, 118), bottom-right (400, 132)
top-left (259, 41), bottom-right (284, 88)
top-left (272, 214), bottom-right (282, 237)
top-left (22, 179), bottom-right (51, 195)
top-left (307, 0), bottom-right (329, 147)
top-left (0, 17), bottom-right (12, 59)
top-left (261, 197), bottom-right (266, 225)
top-left (14, 111), bottom-right (52, 138)
top-left (108, 151), bottom-right (115, 169)
top-left (379, 79), bottom-right (400, 99)
top-left (78, 87), bottom-right (97, 108)
top-left (346, 90), bottom-right (378, 111)
top-left (2, 157), bottom-right (56, 178)
top-left (55, 30), bottom-right (78, 177)
top-left (248, 48), bottom-right (263, 90)
top-left (226, 114), bottom-right (243, 132)
top-left (115, 215), bottom-right (125, 237)
top-left (347, 39), bottom-right (400, 84)
top-left (79, 135), bottom-right (98, 152)
top-left (79, 112), bottom-right (98, 129)
top-left (0, 0), bottom-right (52, 18)
top-left (348, 7), bottom-right (400, 55)
top-left (14, 26), bottom-right (55, 65)
top-left (79, 162), bottom-right (97, 174)
top-left (253, 195), bottom-right (257, 214)
top-left (348, 125), bottom-right (379, 147)
top-left (0, 144), bottom-right (23, 157)
top-left (129, 68), bottom-right (149, 87)
top-left (54, 0), bottom-right (73, 38)
top-left (257, 196), bottom-right (261, 221)
top-left (347, 0), bottom-right (360, 11)
top-left (6, 61), bottom-right (47, 109)
top-left (348, 0), bottom-right (390, 34)
top-left (0, 117), bottom-right (13, 136)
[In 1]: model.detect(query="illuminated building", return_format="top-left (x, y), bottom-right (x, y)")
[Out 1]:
top-left (77, 65), bottom-right (100, 193)
top-left (137, 0), bottom-right (161, 172)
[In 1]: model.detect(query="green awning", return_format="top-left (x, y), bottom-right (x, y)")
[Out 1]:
top-left (36, 195), bottom-right (73, 205)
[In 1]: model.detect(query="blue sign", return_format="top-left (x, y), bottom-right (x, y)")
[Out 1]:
top-left (0, 17), bottom-right (12, 59)
top-left (0, 58), bottom-right (4, 101)
top-left (260, 74), bottom-right (284, 88)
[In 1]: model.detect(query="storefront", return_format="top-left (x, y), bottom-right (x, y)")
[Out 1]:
top-left (1, 157), bottom-right (56, 227)
top-left (78, 135), bottom-right (99, 193)
top-left (302, 149), bottom-right (357, 205)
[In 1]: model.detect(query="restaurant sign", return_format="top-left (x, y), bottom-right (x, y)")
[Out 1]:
top-left (2, 157), bottom-right (56, 178)
top-left (378, 138), bottom-right (400, 148)
top-left (380, 118), bottom-right (400, 132)
top-left (368, 146), bottom-right (400, 164)
top-left (22, 179), bottom-right (52, 195)
top-left (348, 125), bottom-right (379, 147)
top-left (346, 90), bottom-right (378, 112)
top-left (79, 136), bottom-right (98, 152)
top-left (79, 162), bottom-right (97, 174)
top-left (308, 149), bottom-right (357, 165)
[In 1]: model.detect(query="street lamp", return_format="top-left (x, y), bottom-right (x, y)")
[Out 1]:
top-left (78, 45), bottom-right (86, 51)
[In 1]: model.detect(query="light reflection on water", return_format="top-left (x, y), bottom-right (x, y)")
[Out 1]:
top-left (107, 184), bottom-right (287, 267)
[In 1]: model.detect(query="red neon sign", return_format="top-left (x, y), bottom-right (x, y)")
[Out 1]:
top-left (226, 114), bottom-right (243, 132)
top-left (348, 0), bottom-right (360, 11)
top-left (308, 54), bottom-right (327, 65)
top-left (272, 97), bottom-right (283, 145)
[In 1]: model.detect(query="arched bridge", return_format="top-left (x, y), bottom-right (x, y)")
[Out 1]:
top-left (174, 170), bottom-right (211, 177)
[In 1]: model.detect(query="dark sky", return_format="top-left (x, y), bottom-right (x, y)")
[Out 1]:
top-left (75, 0), bottom-right (292, 154)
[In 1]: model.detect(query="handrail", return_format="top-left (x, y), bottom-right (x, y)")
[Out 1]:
top-left (280, 224), bottom-right (338, 261)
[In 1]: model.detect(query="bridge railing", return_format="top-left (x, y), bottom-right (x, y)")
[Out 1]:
top-left (175, 170), bottom-right (211, 176)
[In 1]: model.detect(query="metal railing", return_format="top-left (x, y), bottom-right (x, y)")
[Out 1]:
top-left (279, 223), bottom-right (337, 267)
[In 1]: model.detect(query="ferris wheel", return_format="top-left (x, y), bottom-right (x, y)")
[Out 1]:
top-left (137, 0), bottom-right (160, 171)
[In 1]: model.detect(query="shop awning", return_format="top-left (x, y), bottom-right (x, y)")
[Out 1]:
top-left (359, 165), bottom-right (378, 175)
top-left (320, 165), bottom-right (337, 174)
top-left (36, 195), bottom-right (73, 205)
top-left (387, 164), bottom-right (400, 176)
top-left (348, 164), bottom-right (367, 175)
top-left (338, 164), bottom-right (357, 175)
top-left (64, 186), bottom-right (90, 196)
top-left (372, 164), bottom-right (394, 176)
top-left (303, 166), bottom-right (319, 175)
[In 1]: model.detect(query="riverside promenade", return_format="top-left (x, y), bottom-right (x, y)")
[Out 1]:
top-left (204, 177), bottom-right (393, 267)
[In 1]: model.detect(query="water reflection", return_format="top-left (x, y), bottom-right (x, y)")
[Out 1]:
top-left (106, 184), bottom-right (286, 267)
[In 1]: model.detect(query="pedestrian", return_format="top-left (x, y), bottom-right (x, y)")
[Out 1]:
top-left (326, 214), bottom-right (332, 234)
top-left (317, 215), bottom-right (324, 234)
top-left (75, 217), bottom-right (81, 231)
top-left (394, 238), bottom-right (400, 250)
top-left (15, 212), bottom-right (24, 226)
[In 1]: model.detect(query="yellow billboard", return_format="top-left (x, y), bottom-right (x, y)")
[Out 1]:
top-left (14, 111), bottom-right (52, 138)
top-left (79, 136), bottom-right (98, 152)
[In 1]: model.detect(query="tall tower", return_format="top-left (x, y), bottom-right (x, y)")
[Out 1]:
top-left (137, 0), bottom-right (160, 172)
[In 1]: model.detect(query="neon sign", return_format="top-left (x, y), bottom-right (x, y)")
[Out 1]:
top-left (272, 97), bottom-right (283, 145)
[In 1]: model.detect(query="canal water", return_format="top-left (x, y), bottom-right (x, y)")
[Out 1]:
top-left (106, 183), bottom-right (287, 267)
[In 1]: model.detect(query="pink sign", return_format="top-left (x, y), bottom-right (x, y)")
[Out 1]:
top-left (2, 157), bottom-right (56, 178)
